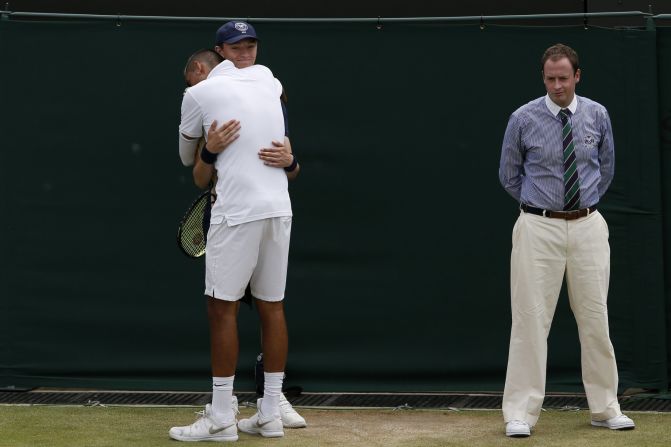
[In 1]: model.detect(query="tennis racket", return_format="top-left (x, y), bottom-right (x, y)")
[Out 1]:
top-left (177, 191), bottom-right (209, 258)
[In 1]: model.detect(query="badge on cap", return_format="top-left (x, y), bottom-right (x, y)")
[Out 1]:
top-left (235, 22), bottom-right (249, 33)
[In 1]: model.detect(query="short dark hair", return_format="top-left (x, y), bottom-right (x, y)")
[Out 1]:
top-left (184, 49), bottom-right (224, 76)
top-left (541, 43), bottom-right (579, 74)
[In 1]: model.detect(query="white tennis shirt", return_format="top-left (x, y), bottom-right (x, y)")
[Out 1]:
top-left (179, 60), bottom-right (291, 226)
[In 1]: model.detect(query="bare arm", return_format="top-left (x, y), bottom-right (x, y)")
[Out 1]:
top-left (193, 140), bottom-right (215, 190)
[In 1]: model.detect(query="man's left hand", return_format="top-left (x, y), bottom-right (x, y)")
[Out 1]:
top-left (259, 137), bottom-right (293, 168)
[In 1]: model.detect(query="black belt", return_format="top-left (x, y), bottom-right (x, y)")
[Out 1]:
top-left (520, 203), bottom-right (597, 220)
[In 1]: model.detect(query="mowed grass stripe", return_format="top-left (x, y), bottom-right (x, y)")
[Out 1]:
top-left (0, 406), bottom-right (670, 447)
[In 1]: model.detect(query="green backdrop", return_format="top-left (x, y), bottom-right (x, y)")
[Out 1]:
top-left (0, 18), bottom-right (668, 393)
top-left (659, 26), bottom-right (671, 391)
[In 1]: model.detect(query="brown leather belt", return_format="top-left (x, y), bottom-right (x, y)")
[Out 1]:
top-left (520, 203), bottom-right (597, 220)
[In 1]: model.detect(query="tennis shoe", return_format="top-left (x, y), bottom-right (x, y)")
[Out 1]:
top-left (169, 404), bottom-right (238, 442)
top-left (591, 414), bottom-right (635, 430)
top-left (231, 395), bottom-right (239, 415)
top-left (505, 420), bottom-right (531, 437)
top-left (279, 393), bottom-right (307, 428)
top-left (238, 398), bottom-right (284, 437)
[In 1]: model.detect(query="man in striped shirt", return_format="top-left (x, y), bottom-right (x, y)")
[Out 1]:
top-left (498, 43), bottom-right (634, 438)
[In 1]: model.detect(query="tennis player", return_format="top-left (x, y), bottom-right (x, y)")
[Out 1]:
top-left (169, 43), bottom-right (297, 442)
top-left (189, 19), bottom-right (306, 433)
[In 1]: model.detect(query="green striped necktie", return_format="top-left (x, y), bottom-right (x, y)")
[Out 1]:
top-left (559, 109), bottom-right (581, 211)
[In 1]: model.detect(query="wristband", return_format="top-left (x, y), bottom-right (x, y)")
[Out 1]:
top-left (200, 146), bottom-right (218, 165)
top-left (284, 155), bottom-right (298, 172)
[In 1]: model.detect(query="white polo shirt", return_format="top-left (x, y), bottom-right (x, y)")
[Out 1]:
top-left (180, 60), bottom-right (291, 226)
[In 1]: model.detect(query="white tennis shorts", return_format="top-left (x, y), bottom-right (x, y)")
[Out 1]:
top-left (205, 216), bottom-right (292, 302)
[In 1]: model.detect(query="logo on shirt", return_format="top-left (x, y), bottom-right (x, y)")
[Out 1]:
top-left (584, 135), bottom-right (596, 147)
top-left (235, 22), bottom-right (249, 33)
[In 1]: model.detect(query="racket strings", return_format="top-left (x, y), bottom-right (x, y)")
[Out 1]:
top-left (178, 193), bottom-right (208, 258)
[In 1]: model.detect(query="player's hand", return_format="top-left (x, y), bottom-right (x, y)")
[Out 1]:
top-left (259, 137), bottom-right (293, 168)
top-left (207, 119), bottom-right (241, 154)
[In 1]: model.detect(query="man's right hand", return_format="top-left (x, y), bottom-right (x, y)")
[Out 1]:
top-left (207, 119), bottom-right (241, 153)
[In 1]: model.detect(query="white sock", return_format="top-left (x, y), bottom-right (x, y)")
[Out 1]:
top-left (261, 372), bottom-right (284, 418)
top-left (211, 376), bottom-right (234, 421)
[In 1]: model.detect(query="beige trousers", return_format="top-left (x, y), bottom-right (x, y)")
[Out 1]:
top-left (502, 210), bottom-right (621, 426)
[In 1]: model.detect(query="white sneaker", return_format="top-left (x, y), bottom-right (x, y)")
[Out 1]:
top-left (238, 398), bottom-right (284, 438)
top-left (505, 420), bottom-right (531, 437)
top-left (169, 404), bottom-right (238, 442)
top-left (591, 414), bottom-right (635, 430)
top-left (279, 393), bottom-right (307, 428)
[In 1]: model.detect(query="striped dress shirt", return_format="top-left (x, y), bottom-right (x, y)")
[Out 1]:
top-left (499, 94), bottom-right (614, 210)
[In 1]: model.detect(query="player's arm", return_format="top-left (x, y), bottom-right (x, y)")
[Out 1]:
top-left (179, 89), bottom-right (204, 166)
top-left (284, 137), bottom-right (300, 181)
top-left (280, 93), bottom-right (300, 181)
top-left (179, 134), bottom-right (200, 166)
top-left (193, 139), bottom-right (214, 190)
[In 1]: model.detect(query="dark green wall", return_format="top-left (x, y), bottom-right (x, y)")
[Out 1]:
top-left (659, 27), bottom-right (671, 389)
top-left (0, 19), bottom-right (667, 392)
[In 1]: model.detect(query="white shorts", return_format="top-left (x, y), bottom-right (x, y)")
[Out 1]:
top-left (205, 216), bottom-right (292, 302)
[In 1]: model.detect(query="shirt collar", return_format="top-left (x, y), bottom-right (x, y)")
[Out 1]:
top-left (207, 59), bottom-right (236, 79)
top-left (544, 94), bottom-right (578, 116)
